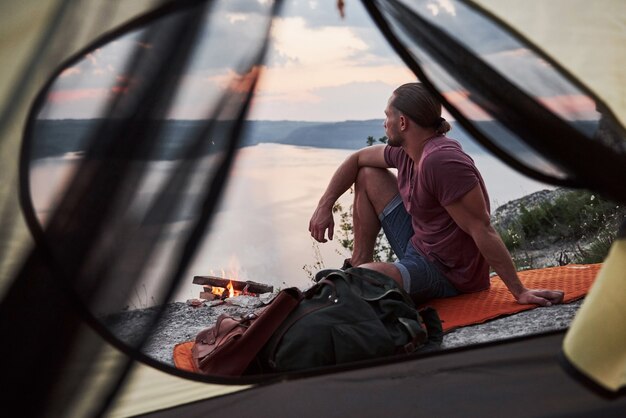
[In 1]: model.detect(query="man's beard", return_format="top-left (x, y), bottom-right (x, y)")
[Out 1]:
top-left (386, 134), bottom-right (402, 147)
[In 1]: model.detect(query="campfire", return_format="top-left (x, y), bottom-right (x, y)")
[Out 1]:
top-left (209, 280), bottom-right (237, 299)
top-left (193, 274), bottom-right (273, 301)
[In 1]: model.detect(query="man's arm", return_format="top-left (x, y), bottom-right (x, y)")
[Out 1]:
top-left (445, 184), bottom-right (565, 306)
top-left (309, 144), bottom-right (389, 243)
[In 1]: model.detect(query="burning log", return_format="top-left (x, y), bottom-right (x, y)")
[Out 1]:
top-left (193, 275), bottom-right (273, 295)
top-left (199, 290), bottom-right (218, 301)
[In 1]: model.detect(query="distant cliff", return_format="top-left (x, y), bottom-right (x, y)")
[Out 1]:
top-left (272, 119), bottom-right (488, 154)
top-left (273, 119), bottom-right (386, 149)
top-left (29, 118), bottom-right (489, 159)
top-left (30, 118), bottom-right (598, 159)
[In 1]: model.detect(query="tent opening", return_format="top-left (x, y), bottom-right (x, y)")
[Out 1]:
top-left (18, 0), bottom-right (626, 384)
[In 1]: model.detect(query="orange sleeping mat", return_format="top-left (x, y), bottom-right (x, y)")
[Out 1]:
top-left (173, 264), bottom-right (601, 371)
top-left (173, 341), bottom-right (197, 373)
top-left (425, 263), bottom-right (601, 332)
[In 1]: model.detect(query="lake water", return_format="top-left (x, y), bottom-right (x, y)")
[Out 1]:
top-left (30, 143), bottom-right (552, 306)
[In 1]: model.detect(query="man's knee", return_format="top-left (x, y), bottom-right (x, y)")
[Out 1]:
top-left (355, 167), bottom-right (398, 195)
top-left (356, 166), bottom-right (390, 185)
top-left (355, 167), bottom-right (398, 212)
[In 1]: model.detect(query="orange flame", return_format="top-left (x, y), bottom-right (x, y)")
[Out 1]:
top-left (227, 281), bottom-right (235, 298)
top-left (206, 265), bottom-right (244, 298)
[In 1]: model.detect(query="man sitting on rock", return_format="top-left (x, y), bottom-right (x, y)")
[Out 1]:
top-left (309, 82), bottom-right (564, 306)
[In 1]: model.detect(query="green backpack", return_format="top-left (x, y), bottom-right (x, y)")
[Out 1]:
top-left (252, 267), bottom-right (442, 373)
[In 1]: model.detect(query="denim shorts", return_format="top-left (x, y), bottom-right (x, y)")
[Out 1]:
top-left (379, 195), bottom-right (459, 304)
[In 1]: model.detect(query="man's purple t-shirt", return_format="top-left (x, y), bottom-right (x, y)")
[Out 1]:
top-left (384, 136), bottom-right (490, 293)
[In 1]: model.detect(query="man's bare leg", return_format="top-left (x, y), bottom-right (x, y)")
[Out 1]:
top-left (350, 167), bottom-right (399, 266)
top-left (350, 167), bottom-right (404, 288)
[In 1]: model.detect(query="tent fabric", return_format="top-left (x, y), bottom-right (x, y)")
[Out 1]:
top-left (427, 263), bottom-right (600, 332)
top-left (0, 0), bottom-right (624, 417)
top-left (137, 332), bottom-right (626, 418)
top-left (471, 0), bottom-right (626, 129)
top-left (1, 1), bottom-right (277, 416)
top-left (563, 233), bottom-right (626, 392)
top-left (463, 1), bottom-right (626, 392)
top-left (0, 0), bottom-right (166, 298)
top-left (105, 359), bottom-right (248, 418)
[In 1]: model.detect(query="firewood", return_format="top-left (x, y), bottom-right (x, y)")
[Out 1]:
top-left (193, 275), bottom-right (273, 294)
top-left (199, 292), bottom-right (217, 301)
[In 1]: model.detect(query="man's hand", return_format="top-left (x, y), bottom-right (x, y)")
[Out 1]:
top-left (309, 205), bottom-right (335, 243)
top-left (516, 288), bottom-right (565, 307)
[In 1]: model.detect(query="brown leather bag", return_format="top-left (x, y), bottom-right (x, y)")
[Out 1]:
top-left (191, 287), bottom-right (302, 376)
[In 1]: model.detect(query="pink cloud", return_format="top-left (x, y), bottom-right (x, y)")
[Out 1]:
top-left (85, 53), bottom-right (98, 66)
top-left (538, 95), bottom-right (597, 120)
top-left (47, 88), bottom-right (109, 103)
top-left (442, 90), bottom-right (597, 121)
top-left (442, 90), bottom-right (491, 120)
top-left (110, 86), bottom-right (129, 95)
top-left (60, 67), bottom-right (81, 77)
top-left (48, 69), bottom-right (139, 106)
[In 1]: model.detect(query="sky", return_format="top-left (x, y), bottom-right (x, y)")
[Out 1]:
top-left (40, 0), bottom-right (597, 122)
top-left (249, 0), bottom-right (416, 121)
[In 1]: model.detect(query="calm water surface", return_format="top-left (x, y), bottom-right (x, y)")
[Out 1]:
top-left (30, 143), bottom-right (552, 306)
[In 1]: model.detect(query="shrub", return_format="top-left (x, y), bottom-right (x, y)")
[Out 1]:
top-left (498, 188), bottom-right (625, 265)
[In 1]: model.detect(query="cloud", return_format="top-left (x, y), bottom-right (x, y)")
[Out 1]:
top-left (280, 0), bottom-right (372, 28)
top-left (257, 16), bottom-right (413, 101)
top-left (60, 67), bottom-right (81, 77)
top-left (426, 0), bottom-right (457, 17)
top-left (539, 94), bottom-right (598, 120)
top-left (47, 88), bottom-right (110, 103)
top-left (441, 88), bottom-right (598, 121)
top-left (220, 0), bottom-right (267, 14)
top-left (392, 0), bottom-right (520, 55)
top-left (165, 66), bottom-right (264, 119)
top-left (481, 47), bottom-right (585, 99)
top-left (257, 59), bottom-right (412, 96)
top-left (250, 80), bottom-right (415, 121)
top-left (49, 38), bottom-right (139, 91)
top-left (441, 89), bottom-right (491, 120)
top-left (187, 6), bottom-right (273, 71)
top-left (270, 17), bottom-right (367, 65)
top-left (226, 13), bottom-right (249, 24)
top-left (37, 0), bottom-right (601, 125)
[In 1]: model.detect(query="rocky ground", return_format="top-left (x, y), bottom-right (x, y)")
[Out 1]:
top-left (105, 295), bottom-right (584, 366)
top-left (106, 188), bottom-right (593, 367)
